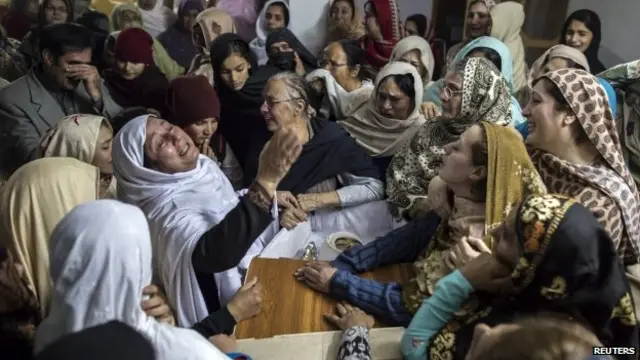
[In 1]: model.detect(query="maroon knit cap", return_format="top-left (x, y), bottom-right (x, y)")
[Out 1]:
top-left (114, 28), bottom-right (154, 65)
top-left (166, 75), bottom-right (221, 127)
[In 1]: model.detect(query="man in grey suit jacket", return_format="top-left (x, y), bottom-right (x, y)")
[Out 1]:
top-left (0, 23), bottom-right (122, 176)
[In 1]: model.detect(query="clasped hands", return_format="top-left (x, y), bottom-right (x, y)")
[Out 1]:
top-left (277, 191), bottom-right (329, 229)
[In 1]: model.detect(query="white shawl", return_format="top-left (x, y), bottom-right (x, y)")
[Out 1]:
top-left (34, 200), bottom-right (230, 360)
top-left (390, 35), bottom-right (435, 85)
top-left (339, 62), bottom-right (427, 158)
top-left (249, 0), bottom-right (292, 66)
top-left (306, 69), bottom-right (374, 120)
top-left (112, 115), bottom-right (277, 327)
top-left (139, 0), bottom-right (177, 38)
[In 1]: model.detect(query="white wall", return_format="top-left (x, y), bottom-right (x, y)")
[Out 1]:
top-left (354, 0), bottom-right (433, 24)
top-left (568, 0), bottom-right (640, 67)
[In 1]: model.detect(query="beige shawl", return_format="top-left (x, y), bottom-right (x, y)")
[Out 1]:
top-left (0, 158), bottom-right (99, 317)
top-left (38, 114), bottom-right (117, 199)
top-left (490, 1), bottom-right (527, 92)
top-left (529, 45), bottom-right (590, 86)
top-left (390, 35), bottom-right (435, 85)
top-left (327, 0), bottom-right (366, 43)
top-left (188, 8), bottom-right (237, 85)
top-left (339, 61), bottom-right (426, 158)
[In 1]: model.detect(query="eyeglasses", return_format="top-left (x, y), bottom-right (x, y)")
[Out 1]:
top-left (318, 59), bottom-right (348, 69)
top-left (263, 97), bottom-right (301, 108)
top-left (442, 85), bottom-right (463, 99)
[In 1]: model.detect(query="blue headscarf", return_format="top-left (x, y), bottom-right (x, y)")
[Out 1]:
top-left (424, 36), bottom-right (525, 127)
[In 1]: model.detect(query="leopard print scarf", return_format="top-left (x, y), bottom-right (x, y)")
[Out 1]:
top-left (386, 57), bottom-right (512, 218)
top-left (531, 69), bottom-right (640, 263)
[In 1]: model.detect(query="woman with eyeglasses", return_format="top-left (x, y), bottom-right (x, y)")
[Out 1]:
top-left (387, 57), bottom-right (513, 220)
top-left (251, 71), bottom-right (382, 230)
top-left (422, 37), bottom-right (525, 128)
top-left (305, 39), bottom-right (374, 121)
top-left (338, 62), bottom-right (427, 176)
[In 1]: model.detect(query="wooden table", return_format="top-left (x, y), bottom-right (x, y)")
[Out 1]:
top-left (235, 258), bottom-right (414, 339)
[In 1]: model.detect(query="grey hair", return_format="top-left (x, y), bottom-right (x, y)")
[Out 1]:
top-left (268, 71), bottom-right (314, 118)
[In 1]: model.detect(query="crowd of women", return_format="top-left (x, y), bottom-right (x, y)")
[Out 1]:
top-left (0, 0), bottom-right (639, 359)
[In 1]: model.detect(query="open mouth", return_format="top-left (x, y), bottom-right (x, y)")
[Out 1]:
top-left (527, 120), bottom-right (536, 134)
top-left (179, 143), bottom-right (190, 156)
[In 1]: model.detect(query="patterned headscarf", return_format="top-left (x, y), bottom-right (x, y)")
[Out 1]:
top-left (429, 194), bottom-right (639, 359)
top-left (598, 60), bottom-right (640, 188)
top-left (362, 0), bottom-right (402, 69)
top-left (402, 122), bottom-right (546, 311)
top-left (386, 57), bottom-right (512, 218)
top-left (530, 69), bottom-right (640, 263)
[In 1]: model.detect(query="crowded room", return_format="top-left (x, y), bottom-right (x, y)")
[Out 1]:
top-left (1, 0), bottom-right (640, 359)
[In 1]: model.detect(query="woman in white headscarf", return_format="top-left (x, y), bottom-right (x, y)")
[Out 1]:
top-left (137, 0), bottom-right (176, 38)
top-left (38, 114), bottom-right (117, 199)
top-left (33, 200), bottom-right (231, 360)
top-left (490, 1), bottom-right (527, 92)
top-left (339, 62), bottom-right (427, 175)
top-left (306, 39), bottom-right (374, 121)
top-left (249, 0), bottom-right (291, 65)
top-left (112, 114), bottom-right (301, 326)
top-left (390, 35), bottom-right (435, 98)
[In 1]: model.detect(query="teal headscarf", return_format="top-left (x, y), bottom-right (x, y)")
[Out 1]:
top-left (424, 36), bottom-right (525, 126)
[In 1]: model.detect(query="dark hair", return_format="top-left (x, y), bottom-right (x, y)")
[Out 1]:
top-left (470, 124), bottom-right (488, 200)
top-left (39, 23), bottom-right (94, 61)
top-left (38, 0), bottom-right (74, 28)
top-left (468, 46), bottom-right (502, 71)
top-left (406, 14), bottom-right (428, 37)
top-left (336, 39), bottom-right (364, 70)
top-left (267, 2), bottom-right (290, 27)
top-left (380, 74), bottom-right (416, 109)
top-left (211, 39), bottom-right (254, 69)
top-left (561, 9), bottom-right (602, 55)
top-left (534, 77), bottom-right (590, 145)
top-left (331, 0), bottom-right (356, 20)
top-left (543, 55), bottom-right (586, 72)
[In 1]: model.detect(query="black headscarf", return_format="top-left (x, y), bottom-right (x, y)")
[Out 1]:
top-left (210, 33), bottom-right (279, 169)
top-left (561, 9), bottom-right (605, 74)
top-left (36, 321), bottom-right (155, 360)
top-left (428, 194), bottom-right (639, 360)
top-left (265, 28), bottom-right (318, 73)
top-left (244, 116), bottom-right (380, 194)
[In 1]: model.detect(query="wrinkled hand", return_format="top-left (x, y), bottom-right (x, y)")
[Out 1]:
top-left (294, 52), bottom-right (305, 76)
top-left (257, 130), bottom-right (303, 190)
top-left (325, 302), bottom-right (374, 330)
top-left (227, 277), bottom-right (263, 323)
top-left (142, 285), bottom-right (176, 326)
top-left (276, 191), bottom-right (300, 209)
top-left (447, 236), bottom-right (491, 269)
top-left (297, 193), bottom-right (322, 212)
top-left (67, 64), bottom-right (101, 101)
top-left (420, 101), bottom-right (441, 120)
top-left (460, 253), bottom-right (512, 293)
top-left (209, 334), bottom-right (237, 353)
top-left (294, 261), bottom-right (337, 294)
top-left (280, 206), bottom-right (307, 229)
